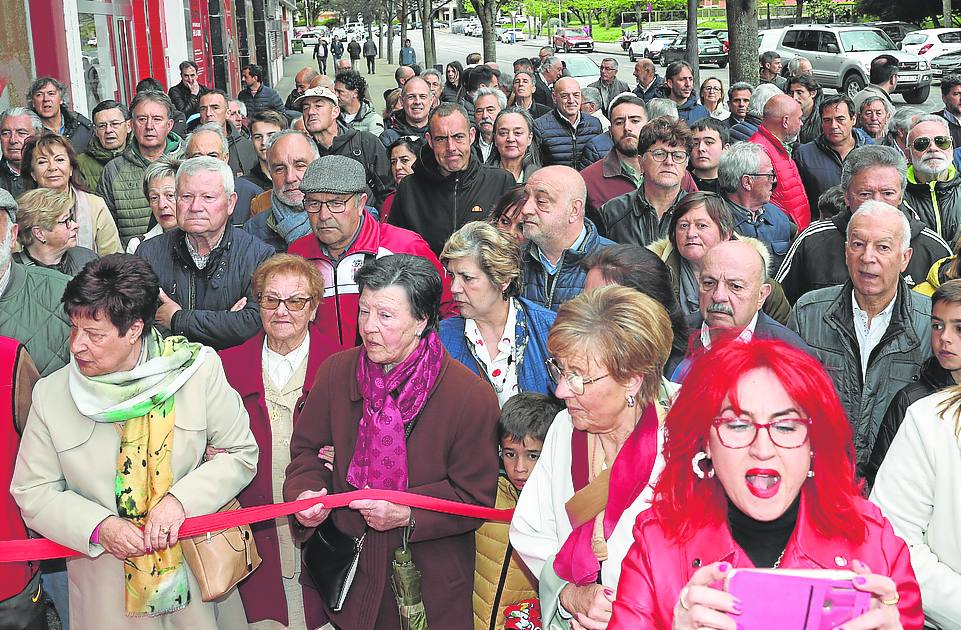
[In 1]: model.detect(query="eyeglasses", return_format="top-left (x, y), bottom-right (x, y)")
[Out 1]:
top-left (54, 215), bottom-right (76, 228)
top-left (702, 86), bottom-right (722, 92)
top-left (647, 149), bottom-right (688, 164)
top-left (912, 136), bottom-right (952, 152)
top-left (304, 195), bottom-right (355, 214)
top-left (746, 171), bottom-right (778, 185)
top-left (258, 295), bottom-right (313, 311)
top-left (545, 357), bottom-right (608, 396)
top-left (712, 416), bottom-right (812, 449)
top-left (95, 121), bottom-right (126, 130)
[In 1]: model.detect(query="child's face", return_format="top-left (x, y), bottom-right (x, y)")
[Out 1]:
top-left (501, 434), bottom-right (544, 491)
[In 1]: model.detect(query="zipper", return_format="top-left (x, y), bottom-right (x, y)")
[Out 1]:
top-left (489, 542), bottom-right (514, 630)
top-left (452, 175), bottom-right (460, 238)
top-left (929, 180), bottom-right (943, 238)
top-left (544, 250), bottom-right (566, 310)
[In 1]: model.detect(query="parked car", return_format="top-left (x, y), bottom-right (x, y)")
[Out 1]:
top-left (931, 51), bottom-right (961, 79)
top-left (867, 21), bottom-right (921, 44)
top-left (553, 28), bottom-right (595, 53)
top-left (702, 28), bottom-right (729, 52)
top-left (451, 18), bottom-right (472, 34)
top-left (660, 34), bottom-right (728, 68)
top-left (901, 28), bottom-right (961, 64)
top-left (628, 29), bottom-right (678, 62)
top-left (299, 30), bottom-right (320, 47)
top-left (775, 23), bottom-right (932, 104)
top-left (500, 28), bottom-right (528, 43)
top-left (553, 53), bottom-right (601, 88)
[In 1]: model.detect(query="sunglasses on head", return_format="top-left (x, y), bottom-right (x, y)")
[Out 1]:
top-left (912, 136), bottom-right (953, 152)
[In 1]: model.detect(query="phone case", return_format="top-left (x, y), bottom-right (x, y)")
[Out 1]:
top-left (724, 569), bottom-right (872, 629)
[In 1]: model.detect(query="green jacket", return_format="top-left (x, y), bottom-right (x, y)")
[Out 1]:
top-left (76, 135), bottom-right (130, 191)
top-left (96, 132), bottom-right (185, 247)
top-left (0, 263), bottom-right (71, 376)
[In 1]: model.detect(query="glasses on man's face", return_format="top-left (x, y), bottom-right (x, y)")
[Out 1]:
top-left (545, 357), bottom-right (608, 396)
top-left (747, 171), bottom-right (778, 188)
top-left (647, 148), bottom-right (688, 164)
top-left (95, 121), bottom-right (126, 131)
top-left (712, 416), bottom-right (812, 449)
top-left (258, 295), bottom-right (313, 311)
top-left (54, 215), bottom-right (77, 229)
top-left (304, 195), bottom-right (355, 214)
top-left (912, 136), bottom-right (952, 152)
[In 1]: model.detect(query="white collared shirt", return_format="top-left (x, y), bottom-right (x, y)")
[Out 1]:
top-left (478, 137), bottom-right (493, 162)
top-left (184, 231), bottom-right (225, 270)
top-left (464, 299), bottom-right (518, 407)
top-left (262, 332), bottom-right (311, 389)
top-left (852, 291), bottom-right (896, 378)
top-left (700, 311), bottom-right (760, 350)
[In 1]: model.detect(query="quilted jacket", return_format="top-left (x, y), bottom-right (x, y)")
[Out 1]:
top-left (0, 263), bottom-right (71, 376)
top-left (533, 110), bottom-right (603, 168)
top-left (749, 125), bottom-right (812, 231)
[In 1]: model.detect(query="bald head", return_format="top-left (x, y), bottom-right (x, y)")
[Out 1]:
top-left (553, 77), bottom-right (583, 122)
top-left (762, 93), bottom-right (804, 142)
top-left (308, 75), bottom-right (335, 90)
top-left (402, 77), bottom-right (431, 126)
top-left (699, 239), bottom-right (772, 333)
top-left (395, 65), bottom-right (416, 87)
top-left (634, 59), bottom-right (655, 87)
top-left (521, 166), bottom-right (587, 252)
top-left (295, 67), bottom-right (320, 94)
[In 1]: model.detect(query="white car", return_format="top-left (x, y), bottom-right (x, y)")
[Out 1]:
top-left (901, 28), bottom-right (961, 62)
top-left (628, 30), bottom-right (678, 62)
top-left (553, 53), bottom-right (601, 89)
top-left (500, 28), bottom-right (528, 43)
top-left (300, 31), bottom-right (319, 47)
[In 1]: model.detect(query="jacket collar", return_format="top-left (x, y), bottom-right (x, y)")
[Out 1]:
top-left (823, 279), bottom-right (917, 348)
top-left (414, 142), bottom-right (480, 185)
top-left (906, 164), bottom-right (961, 190)
top-left (227, 331), bottom-right (330, 401)
top-left (602, 147), bottom-right (626, 179)
top-left (171, 223), bottom-right (235, 270)
top-left (525, 218), bottom-right (603, 270)
top-left (756, 124), bottom-right (789, 155)
top-left (294, 210), bottom-right (383, 261)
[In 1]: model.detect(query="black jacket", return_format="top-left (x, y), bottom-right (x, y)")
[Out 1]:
top-left (935, 109), bottom-right (961, 150)
top-left (903, 165), bottom-right (961, 246)
top-left (728, 113), bottom-right (762, 143)
top-left (794, 133), bottom-right (871, 213)
top-left (227, 122), bottom-right (258, 176)
top-left (241, 163), bottom-right (272, 191)
top-left (135, 223), bottom-right (273, 350)
top-left (0, 159), bottom-right (26, 198)
top-left (316, 122), bottom-right (393, 207)
top-left (54, 108), bottom-right (94, 155)
top-left (862, 356), bottom-right (954, 488)
top-left (168, 82), bottom-right (209, 118)
top-left (798, 93), bottom-right (825, 146)
top-left (388, 145), bottom-right (515, 255)
top-left (380, 110), bottom-right (430, 147)
top-left (633, 75), bottom-right (664, 103)
top-left (533, 110), bottom-right (603, 168)
top-left (534, 74), bottom-right (553, 107)
top-left (596, 186), bottom-right (687, 246)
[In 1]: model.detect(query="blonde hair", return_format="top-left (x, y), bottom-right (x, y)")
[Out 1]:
top-left (440, 221), bottom-right (522, 298)
top-left (15, 188), bottom-right (74, 248)
top-left (548, 285), bottom-right (672, 403)
top-left (251, 254), bottom-right (325, 301)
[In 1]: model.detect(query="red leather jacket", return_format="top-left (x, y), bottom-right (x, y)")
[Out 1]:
top-left (609, 495), bottom-right (923, 630)
top-left (749, 125), bottom-right (812, 232)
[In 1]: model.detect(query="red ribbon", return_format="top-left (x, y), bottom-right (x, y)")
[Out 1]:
top-left (0, 489), bottom-right (514, 563)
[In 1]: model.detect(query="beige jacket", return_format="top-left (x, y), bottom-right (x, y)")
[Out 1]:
top-left (11, 351), bottom-right (258, 629)
top-left (76, 189), bottom-right (122, 255)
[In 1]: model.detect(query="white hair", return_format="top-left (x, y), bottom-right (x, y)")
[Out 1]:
top-left (176, 155), bottom-right (235, 197)
top-left (474, 86), bottom-right (507, 110)
top-left (847, 200), bottom-right (911, 253)
top-left (187, 123), bottom-right (230, 157)
top-left (747, 84), bottom-right (782, 118)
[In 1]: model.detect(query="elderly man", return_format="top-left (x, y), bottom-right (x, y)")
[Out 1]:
top-left (776, 146), bottom-right (951, 303)
top-left (289, 155), bottom-right (453, 347)
top-left (245, 130), bottom-right (318, 252)
top-left (724, 82), bottom-right (753, 129)
top-left (98, 91), bottom-right (186, 247)
top-left (461, 65), bottom-right (499, 119)
top-left (589, 58), bottom-right (630, 112)
top-left (388, 103), bottom-right (514, 254)
top-left (244, 109), bottom-right (288, 191)
top-left (597, 117), bottom-right (690, 246)
top-left (285, 67), bottom-right (320, 113)
top-left (28, 77), bottom-right (93, 154)
top-left (381, 77), bottom-right (433, 147)
top-left (77, 100), bottom-right (131, 191)
top-left (633, 58), bottom-right (663, 103)
top-left (295, 85), bottom-right (391, 207)
top-left (689, 117), bottom-right (729, 194)
top-left (582, 95), bottom-right (649, 215)
top-left (748, 93), bottom-right (810, 230)
top-left (334, 70), bottom-right (384, 137)
top-left (886, 107), bottom-right (925, 159)
top-left (421, 69), bottom-right (444, 107)
top-left (729, 84), bottom-right (781, 143)
top-left (520, 166), bottom-right (614, 311)
top-left (858, 95), bottom-right (894, 145)
top-left (535, 56), bottom-right (564, 107)
top-left (227, 100), bottom-right (248, 137)
top-left (472, 87), bottom-right (504, 164)
top-left (903, 115), bottom-right (961, 243)
top-left (198, 89), bottom-right (257, 176)
top-left (580, 87), bottom-right (610, 133)
top-left (136, 156), bottom-right (273, 350)
top-left (534, 77), bottom-right (603, 168)
top-left (0, 189), bottom-right (71, 376)
top-left (759, 51), bottom-right (787, 90)
top-left (853, 54), bottom-right (898, 112)
top-left (790, 201), bottom-right (932, 468)
top-left (184, 123), bottom-right (262, 226)
top-left (238, 64), bottom-right (285, 119)
top-left (0, 108), bottom-right (43, 197)
top-left (795, 95), bottom-right (870, 218)
top-left (168, 60), bottom-right (210, 118)
top-left (664, 61), bottom-right (709, 126)
top-left (936, 75), bottom-right (961, 149)
top-left (335, 58), bottom-right (352, 74)
top-left (719, 142), bottom-right (795, 270)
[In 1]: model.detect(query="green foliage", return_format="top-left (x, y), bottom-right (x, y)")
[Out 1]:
top-left (321, 17), bottom-right (341, 26)
top-left (855, 0), bottom-right (943, 23)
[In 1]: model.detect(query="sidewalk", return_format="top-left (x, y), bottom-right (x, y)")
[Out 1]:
top-left (276, 48), bottom-right (403, 115)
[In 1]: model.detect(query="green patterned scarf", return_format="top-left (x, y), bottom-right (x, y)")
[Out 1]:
top-left (68, 329), bottom-right (209, 616)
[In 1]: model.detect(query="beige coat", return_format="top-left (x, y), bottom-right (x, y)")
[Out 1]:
top-left (11, 352), bottom-right (259, 629)
top-left (77, 190), bottom-right (122, 255)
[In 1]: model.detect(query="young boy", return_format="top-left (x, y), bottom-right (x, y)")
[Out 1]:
top-left (473, 392), bottom-right (563, 630)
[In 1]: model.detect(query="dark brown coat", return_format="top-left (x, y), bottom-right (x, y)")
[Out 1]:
top-left (284, 346), bottom-right (501, 630)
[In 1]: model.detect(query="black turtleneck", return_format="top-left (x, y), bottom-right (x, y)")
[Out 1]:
top-left (727, 495), bottom-right (800, 568)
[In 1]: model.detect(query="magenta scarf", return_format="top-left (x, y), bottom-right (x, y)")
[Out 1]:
top-left (553, 403), bottom-right (659, 586)
top-left (347, 331), bottom-right (443, 490)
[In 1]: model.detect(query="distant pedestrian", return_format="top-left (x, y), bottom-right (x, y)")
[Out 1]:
top-left (331, 38), bottom-right (344, 61)
top-left (347, 38), bottom-right (362, 71)
top-left (400, 38), bottom-right (416, 66)
top-left (363, 38), bottom-right (378, 74)
top-left (314, 38), bottom-right (329, 74)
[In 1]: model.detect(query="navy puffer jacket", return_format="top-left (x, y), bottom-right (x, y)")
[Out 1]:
top-left (533, 110), bottom-right (603, 168)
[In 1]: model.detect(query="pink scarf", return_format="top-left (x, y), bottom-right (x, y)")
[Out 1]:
top-left (553, 403), bottom-right (658, 586)
top-left (347, 332), bottom-right (443, 490)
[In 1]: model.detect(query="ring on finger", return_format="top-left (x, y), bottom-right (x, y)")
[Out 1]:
top-left (880, 593), bottom-right (900, 606)
top-left (679, 586), bottom-right (691, 611)
top-left (159, 527), bottom-right (170, 535)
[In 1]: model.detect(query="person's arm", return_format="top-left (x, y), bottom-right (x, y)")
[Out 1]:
top-left (774, 233), bottom-right (807, 304)
top-left (268, 88), bottom-right (285, 113)
top-left (95, 163), bottom-right (117, 217)
top-left (169, 300), bottom-right (263, 349)
top-left (862, 389), bottom-right (911, 488)
top-left (367, 138), bottom-right (394, 207)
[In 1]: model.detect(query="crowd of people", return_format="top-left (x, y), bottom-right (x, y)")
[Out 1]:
top-left (2, 39), bottom-right (961, 630)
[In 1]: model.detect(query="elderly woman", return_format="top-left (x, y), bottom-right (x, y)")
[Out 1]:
top-left (126, 158), bottom-right (182, 254)
top-left (443, 61), bottom-right (464, 103)
top-left (509, 71), bottom-right (551, 119)
top-left (11, 253), bottom-right (258, 629)
top-left (510, 286), bottom-right (676, 630)
top-left (380, 136), bottom-right (423, 223)
top-left (219, 254), bottom-right (339, 629)
top-left (492, 107), bottom-right (540, 184)
top-left (13, 188), bottom-right (98, 276)
top-left (609, 339), bottom-right (923, 629)
top-left (284, 254), bottom-right (501, 630)
top-left (648, 192), bottom-right (792, 324)
top-left (700, 78), bottom-right (729, 121)
top-left (490, 184), bottom-right (528, 246)
top-left (22, 133), bottom-right (120, 255)
top-left (439, 222), bottom-right (556, 406)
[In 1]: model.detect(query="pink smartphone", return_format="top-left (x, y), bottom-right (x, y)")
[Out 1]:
top-left (724, 569), bottom-right (872, 629)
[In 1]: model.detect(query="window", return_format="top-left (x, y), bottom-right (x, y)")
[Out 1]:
top-left (782, 30), bottom-right (799, 49)
top-left (839, 29), bottom-right (896, 52)
top-left (939, 31), bottom-right (961, 44)
top-left (817, 32), bottom-right (840, 53)
top-left (902, 32), bottom-right (927, 45)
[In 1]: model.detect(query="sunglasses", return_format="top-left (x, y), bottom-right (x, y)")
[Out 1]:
top-left (912, 136), bottom-right (952, 152)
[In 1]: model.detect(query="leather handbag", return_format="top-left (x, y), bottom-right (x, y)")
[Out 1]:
top-left (180, 498), bottom-right (261, 602)
top-left (301, 518), bottom-right (365, 612)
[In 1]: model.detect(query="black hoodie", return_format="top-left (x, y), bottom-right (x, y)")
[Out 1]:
top-left (314, 121), bottom-right (393, 207)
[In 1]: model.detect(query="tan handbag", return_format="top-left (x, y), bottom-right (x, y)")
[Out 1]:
top-left (180, 498), bottom-right (262, 601)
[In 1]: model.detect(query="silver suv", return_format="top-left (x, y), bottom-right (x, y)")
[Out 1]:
top-left (774, 24), bottom-right (932, 104)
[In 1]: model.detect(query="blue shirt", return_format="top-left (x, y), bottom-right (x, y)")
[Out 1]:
top-left (538, 226), bottom-right (587, 275)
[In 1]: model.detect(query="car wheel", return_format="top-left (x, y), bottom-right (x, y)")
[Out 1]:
top-left (842, 73), bottom-right (866, 99)
top-left (629, 50), bottom-right (636, 62)
top-left (902, 84), bottom-right (931, 104)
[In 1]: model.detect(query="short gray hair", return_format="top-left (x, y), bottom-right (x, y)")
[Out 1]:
top-left (541, 56), bottom-right (562, 72)
top-left (265, 129), bottom-right (320, 165)
top-left (421, 68), bottom-right (442, 82)
top-left (847, 200), bottom-right (911, 252)
top-left (0, 108), bottom-right (43, 135)
top-left (718, 142), bottom-right (765, 194)
top-left (581, 87), bottom-right (602, 110)
top-left (783, 58), bottom-right (810, 77)
top-left (142, 156), bottom-right (183, 200)
top-left (728, 81), bottom-right (754, 101)
top-left (737, 235), bottom-right (772, 282)
top-left (907, 114), bottom-right (951, 140)
top-left (646, 98), bottom-right (678, 121)
top-left (890, 107), bottom-right (925, 136)
top-left (840, 145), bottom-right (907, 195)
top-left (187, 123), bottom-right (229, 157)
top-left (176, 156), bottom-right (235, 197)
top-left (474, 86), bottom-right (507, 110)
top-left (747, 83), bottom-right (782, 118)
top-left (229, 99), bottom-right (247, 117)
top-left (130, 90), bottom-right (175, 119)
top-left (601, 57), bottom-right (618, 70)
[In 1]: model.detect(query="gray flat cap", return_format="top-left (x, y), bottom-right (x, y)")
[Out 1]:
top-left (0, 188), bottom-right (16, 221)
top-left (300, 155), bottom-right (367, 195)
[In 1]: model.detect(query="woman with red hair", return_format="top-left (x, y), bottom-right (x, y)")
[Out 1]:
top-left (609, 338), bottom-right (923, 630)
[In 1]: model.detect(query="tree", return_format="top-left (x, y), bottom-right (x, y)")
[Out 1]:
top-left (856, 0), bottom-right (956, 26)
top-left (726, 0), bottom-right (759, 86)
top-left (685, 0), bottom-right (698, 87)
top-left (467, 0), bottom-right (508, 61)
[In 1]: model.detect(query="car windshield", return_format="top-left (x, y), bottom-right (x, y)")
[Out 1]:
top-left (654, 34), bottom-right (675, 41)
top-left (561, 56), bottom-right (599, 77)
top-left (839, 29), bottom-right (896, 52)
top-left (901, 32), bottom-right (926, 45)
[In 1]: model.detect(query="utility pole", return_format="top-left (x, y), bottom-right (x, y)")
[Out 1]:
top-left (946, 0), bottom-right (953, 27)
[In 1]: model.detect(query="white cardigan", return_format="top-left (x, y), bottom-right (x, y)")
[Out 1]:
top-left (870, 389), bottom-right (961, 629)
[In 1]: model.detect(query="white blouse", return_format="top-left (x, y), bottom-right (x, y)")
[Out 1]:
top-left (464, 299), bottom-right (518, 407)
